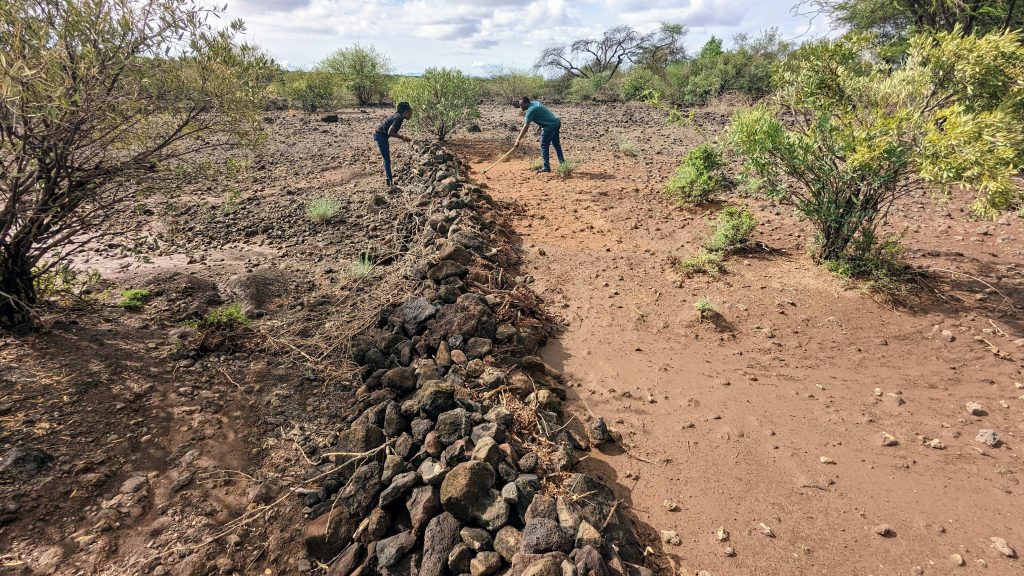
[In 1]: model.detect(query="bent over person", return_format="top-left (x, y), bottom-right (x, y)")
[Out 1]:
top-left (373, 101), bottom-right (413, 187)
top-left (513, 96), bottom-right (564, 173)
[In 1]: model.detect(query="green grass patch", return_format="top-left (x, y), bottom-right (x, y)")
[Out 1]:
top-left (118, 288), bottom-right (150, 310)
top-left (678, 249), bottom-right (725, 276)
top-left (694, 297), bottom-right (719, 321)
top-left (199, 302), bottom-right (251, 328)
top-left (824, 236), bottom-right (912, 303)
top-left (305, 197), bottom-right (343, 222)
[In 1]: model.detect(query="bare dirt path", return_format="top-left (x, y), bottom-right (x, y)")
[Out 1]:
top-left (457, 104), bottom-right (1024, 575)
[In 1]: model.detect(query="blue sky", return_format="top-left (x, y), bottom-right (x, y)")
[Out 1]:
top-left (212, 0), bottom-right (836, 74)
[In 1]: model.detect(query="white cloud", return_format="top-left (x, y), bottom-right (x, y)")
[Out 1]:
top-left (214, 0), bottom-right (819, 72)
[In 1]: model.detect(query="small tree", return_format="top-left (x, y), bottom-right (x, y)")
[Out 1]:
top-left (0, 0), bottom-right (273, 328)
top-left (318, 44), bottom-right (391, 105)
top-left (390, 68), bottom-right (480, 142)
top-left (728, 30), bottom-right (1024, 263)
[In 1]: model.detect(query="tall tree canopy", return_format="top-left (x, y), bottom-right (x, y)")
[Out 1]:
top-left (536, 24), bottom-right (686, 79)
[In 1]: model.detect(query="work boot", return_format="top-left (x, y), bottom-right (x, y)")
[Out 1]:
top-left (536, 167), bottom-right (551, 174)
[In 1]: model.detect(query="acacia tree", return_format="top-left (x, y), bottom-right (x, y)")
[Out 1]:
top-left (536, 23), bottom-right (685, 79)
top-left (729, 30), bottom-right (1024, 262)
top-left (0, 0), bottom-right (273, 328)
top-left (318, 44), bottom-right (391, 105)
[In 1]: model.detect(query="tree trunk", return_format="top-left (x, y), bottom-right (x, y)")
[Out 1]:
top-left (0, 251), bottom-right (36, 329)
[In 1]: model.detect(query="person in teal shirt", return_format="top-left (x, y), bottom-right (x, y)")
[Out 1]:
top-left (513, 97), bottom-right (565, 173)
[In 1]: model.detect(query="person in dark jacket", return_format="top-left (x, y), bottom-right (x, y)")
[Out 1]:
top-left (374, 102), bottom-right (413, 187)
top-left (513, 96), bottom-right (564, 173)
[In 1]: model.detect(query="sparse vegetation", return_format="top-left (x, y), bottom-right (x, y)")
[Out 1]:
top-left (678, 249), bottom-right (725, 276)
top-left (118, 289), bottom-right (150, 311)
top-left (199, 303), bottom-right (250, 329)
top-left (556, 161), bottom-right (578, 179)
top-left (530, 157), bottom-right (545, 171)
top-left (706, 207), bottom-right (758, 253)
top-left (305, 197), bottom-right (343, 222)
top-left (484, 67), bottom-right (545, 104)
top-left (348, 253), bottom-right (376, 280)
top-left (617, 139), bottom-right (641, 157)
top-left (390, 68), bottom-right (480, 141)
top-left (665, 144), bottom-right (728, 205)
top-left (824, 233), bottom-right (913, 302)
top-left (694, 297), bottom-right (719, 322)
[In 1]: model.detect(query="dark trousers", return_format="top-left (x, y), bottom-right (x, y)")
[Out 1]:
top-left (374, 133), bottom-right (392, 184)
top-left (539, 123), bottom-right (564, 170)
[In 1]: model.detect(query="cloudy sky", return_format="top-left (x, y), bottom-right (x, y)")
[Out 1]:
top-left (210, 0), bottom-right (834, 74)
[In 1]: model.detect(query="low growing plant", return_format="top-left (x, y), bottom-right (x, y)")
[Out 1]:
top-left (678, 249), bottom-right (724, 276)
top-left (665, 144), bottom-right (727, 205)
top-left (617, 139), bottom-right (640, 157)
top-left (706, 207), bottom-right (758, 253)
top-left (823, 232), bottom-right (912, 303)
top-left (305, 197), bottom-right (343, 222)
top-left (694, 297), bottom-right (719, 322)
top-left (199, 303), bottom-right (250, 329)
top-left (555, 161), bottom-right (578, 179)
top-left (118, 288), bottom-right (150, 311)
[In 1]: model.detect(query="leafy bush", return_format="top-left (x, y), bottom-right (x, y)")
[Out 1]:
top-left (664, 30), bottom-right (789, 106)
top-left (621, 67), bottom-right (665, 101)
top-left (568, 73), bottom-right (611, 103)
top-left (118, 289), bottom-right (150, 311)
top-left (617, 139), bottom-right (640, 157)
top-left (678, 250), bottom-right (724, 276)
top-left (391, 68), bottom-right (480, 141)
top-left (484, 67), bottom-right (545, 104)
top-left (200, 303), bottom-right (250, 329)
top-left (728, 30), bottom-right (1024, 263)
top-left (665, 144), bottom-right (727, 205)
top-left (556, 161), bottom-right (578, 179)
top-left (283, 71), bottom-right (339, 112)
top-left (305, 197), bottom-right (343, 222)
top-left (317, 44), bottom-right (391, 105)
top-left (706, 207), bottom-right (757, 253)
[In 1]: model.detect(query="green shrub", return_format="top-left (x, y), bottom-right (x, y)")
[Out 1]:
top-left (617, 139), bottom-right (640, 157)
top-left (823, 233), bottom-right (911, 302)
top-left (305, 197), bottom-right (343, 222)
top-left (484, 67), bottom-right (545, 104)
top-left (678, 249), bottom-right (724, 276)
top-left (729, 30), bottom-right (1024, 263)
top-left (200, 303), bottom-right (250, 328)
top-left (391, 68), bottom-right (480, 141)
top-left (621, 67), bottom-right (664, 101)
top-left (568, 73), bottom-right (610, 103)
top-left (664, 30), bottom-right (790, 106)
top-left (694, 297), bottom-right (719, 321)
top-left (555, 161), bottom-right (578, 179)
top-left (118, 288), bottom-right (150, 311)
top-left (317, 44), bottom-right (391, 105)
top-left (665, 144), bottom-right (727, 204)
top-left (283, 71), bottom-right (338, 112)
top-left (706, 207), bottom-right (757, 253)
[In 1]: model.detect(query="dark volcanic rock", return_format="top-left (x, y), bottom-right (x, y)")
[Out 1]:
top-left (394, 297), bottom-right (437, 336)
top-left (407, 485), bottom-right (442, 531)
top-left (382, 367), bottom-right (417, 394)
top-left (434, 408), bottom-right (472, 445)
top-left (520, 518), bottom-right (571, 554)
top-left (421, 512), bottom-right (462, 576)
top-left (411, 381), bottom-right (456, 418)
top-left (376, 530), bottom-right (418, 568)
top-left (428, 260), bottom-right (469, 283)
top-left (0, 444), bottom-right (53, 481)
top-left (440, 461), bottom-right (494, 523)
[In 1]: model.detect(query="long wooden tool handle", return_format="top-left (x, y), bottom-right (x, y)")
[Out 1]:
top-left (481, 146), bottom-right (516, 174)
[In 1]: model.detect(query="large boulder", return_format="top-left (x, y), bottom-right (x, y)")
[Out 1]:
top-left (393, 297), bottom-right (437, 336)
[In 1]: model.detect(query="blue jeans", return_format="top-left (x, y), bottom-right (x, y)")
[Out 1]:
top-left (539, 123), bottom-right (564, 170)
top-left (374, 133), bottom-right (392, 184)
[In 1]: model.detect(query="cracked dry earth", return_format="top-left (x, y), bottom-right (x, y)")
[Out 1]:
top-left (455, 103), bottom-right (1024, 575)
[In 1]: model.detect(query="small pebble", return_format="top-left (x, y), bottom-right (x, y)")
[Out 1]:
top-left (819, 456), bottom-right (836, 464)
top-left (758, 523), bottom-right (774, 538)
top-left (950, 553), bottom-right (965, 566)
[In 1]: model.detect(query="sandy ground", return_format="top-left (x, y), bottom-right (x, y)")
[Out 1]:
top-left (455, 103), bottom-right (1024, 575)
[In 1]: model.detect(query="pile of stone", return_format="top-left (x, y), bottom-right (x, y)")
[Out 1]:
top-left (301, 143), bottom-right (649, 575)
